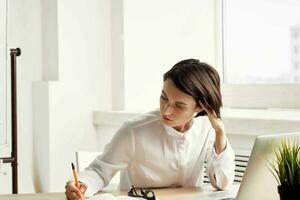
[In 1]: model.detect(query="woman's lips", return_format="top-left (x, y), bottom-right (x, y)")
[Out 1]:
top-left (163, 116), bottom-right (172, 121)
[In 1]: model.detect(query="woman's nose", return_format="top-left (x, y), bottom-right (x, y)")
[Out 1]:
top-left (163, 103), bottom-right (173, 115)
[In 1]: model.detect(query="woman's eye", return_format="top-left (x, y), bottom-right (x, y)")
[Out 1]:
top-left (160, 95), bottom-right (168, 100)
top-left (175, 104), bottom-right (184, 109)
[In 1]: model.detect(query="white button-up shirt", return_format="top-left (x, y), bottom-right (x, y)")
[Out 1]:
top-left (78, 110), bottom-right (235, 195)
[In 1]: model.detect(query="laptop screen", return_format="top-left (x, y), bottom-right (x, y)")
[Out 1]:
top-left (236, 132), bottom-right (300, 200)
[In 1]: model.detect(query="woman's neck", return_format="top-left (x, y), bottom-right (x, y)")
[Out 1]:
top-left (173, 119), bottom-right (193, 133)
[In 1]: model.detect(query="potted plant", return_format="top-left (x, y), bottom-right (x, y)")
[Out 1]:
top-left (269, 141), bottom-right (300, 200)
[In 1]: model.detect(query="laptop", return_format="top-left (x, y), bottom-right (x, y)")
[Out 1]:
top-left (178, 132), bottom-right (300, 200)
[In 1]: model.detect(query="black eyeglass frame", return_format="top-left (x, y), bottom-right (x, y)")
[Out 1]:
top-left (128, 185), bottom-right (156, 200)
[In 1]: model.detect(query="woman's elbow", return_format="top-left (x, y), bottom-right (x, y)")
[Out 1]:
top-left (211, 171), bottom-right (234, 190)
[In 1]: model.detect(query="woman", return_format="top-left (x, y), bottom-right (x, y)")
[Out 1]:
top-left (65, 59), bottom-right (235, 199)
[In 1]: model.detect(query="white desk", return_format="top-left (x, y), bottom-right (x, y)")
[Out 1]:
top-left (0, 184), bottom-right (239, 200)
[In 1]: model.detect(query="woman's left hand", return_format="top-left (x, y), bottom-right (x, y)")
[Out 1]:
top-left (199, 102), bottom-right (224, 134)
top-left (199, 102), bottom-right (226, 154)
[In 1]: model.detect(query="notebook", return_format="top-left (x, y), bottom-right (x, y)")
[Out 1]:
top-left (87, 193), bottom-right (160, 200)
top-left (87, 193), bottom-right (139, 200)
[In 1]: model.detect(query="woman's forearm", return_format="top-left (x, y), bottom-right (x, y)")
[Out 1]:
top-left (214, 130), bottom-right (227, 154)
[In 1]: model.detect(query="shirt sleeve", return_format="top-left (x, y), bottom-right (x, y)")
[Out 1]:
top-left (78, 122), bottom-right (134, 196)
top-left (205, 128), bottom-right (235, 190)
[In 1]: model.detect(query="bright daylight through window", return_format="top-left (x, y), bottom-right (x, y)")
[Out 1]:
top-left (223, 0), bottom-right (300, 84)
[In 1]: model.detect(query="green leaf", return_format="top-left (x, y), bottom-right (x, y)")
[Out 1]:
top-left (268, 140), bottom-right (300, 186)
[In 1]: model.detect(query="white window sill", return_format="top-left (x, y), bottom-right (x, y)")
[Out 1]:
top-left (93, 108), bottom-right (300, 136)
top-left (221, 108), bottom-right (300, 121)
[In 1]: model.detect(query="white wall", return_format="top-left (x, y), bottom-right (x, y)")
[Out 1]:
top-left (0, 0), bottom-right (7, 148)
top-left (124, 0), bottom-right (217, 112)
top-left (0, 0), bottom-right (43, 194)
top-left (1, 0), bottom-right (113, 194)
top-left (33, 0), bottom-right (112, 192)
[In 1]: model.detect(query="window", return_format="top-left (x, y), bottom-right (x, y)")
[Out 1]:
top-left (221, 0), bottom-right (300, 108)
top-left (120, 0), bottom-right (300, 111)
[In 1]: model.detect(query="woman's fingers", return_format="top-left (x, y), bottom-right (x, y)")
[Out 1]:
top-left (65, 189), bottom-right (82, 200)
top-left (79, 182), bottom-right (88, 194)
top-left (199, 101), bottom-right (224, 134)
top-left (66, 190), bottom-right (81, 199)
top-left (65, 181), bottom-right (85, 200)
top-left (199, 102), bottom-right (217, 118)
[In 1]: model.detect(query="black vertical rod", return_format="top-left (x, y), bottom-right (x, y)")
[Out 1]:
top-left (10, 48), bottom-right (21, 194)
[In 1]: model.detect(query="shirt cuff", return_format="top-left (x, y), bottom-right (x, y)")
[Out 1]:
top-left (78, 170), bottom-right (105, 197)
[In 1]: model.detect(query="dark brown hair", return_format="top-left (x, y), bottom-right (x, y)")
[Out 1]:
top-left (163, 59), bottom-right (222, 118)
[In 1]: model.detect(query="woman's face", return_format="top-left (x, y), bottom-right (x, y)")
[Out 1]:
top-left (159, 79), bottom-right (202, 132)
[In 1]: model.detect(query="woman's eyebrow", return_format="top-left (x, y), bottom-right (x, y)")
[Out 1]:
top-left (161, 90), bottom-right (187, 106)
top-left (162, 90), bottom-right (167, 96)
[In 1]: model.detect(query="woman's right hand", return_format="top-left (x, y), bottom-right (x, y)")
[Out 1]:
top-left (65, 180), bottom-right (87, 200)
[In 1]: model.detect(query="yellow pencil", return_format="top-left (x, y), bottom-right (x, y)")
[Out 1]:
top-left (71, 162), bottom-right (84, 200)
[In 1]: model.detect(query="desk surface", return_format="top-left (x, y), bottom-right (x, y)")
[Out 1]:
top-left (0, 185), bottom-right (239, 200)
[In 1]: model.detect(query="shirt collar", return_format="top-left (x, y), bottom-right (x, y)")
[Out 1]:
top-left (162, 120), bottom-right (195, 140)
